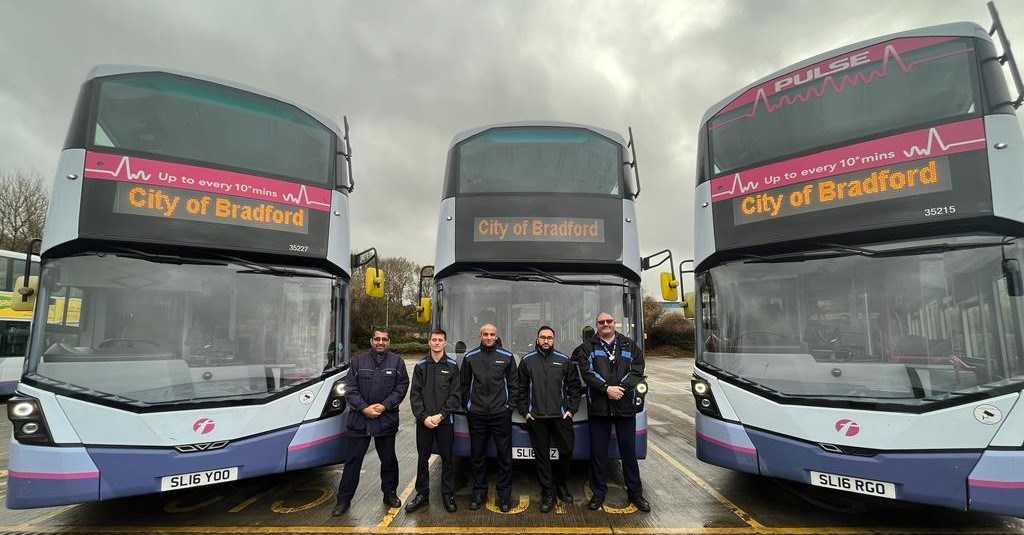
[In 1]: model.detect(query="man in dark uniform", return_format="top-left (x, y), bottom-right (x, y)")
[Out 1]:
top-left (516, 325), bottom-right (582, 513)
top-left (461, 323), bottom-right (518, 512)
top-left (405, 329), bottom-right (461, 514)
top-left (575, 312), bottom-right (650, 512)
top-left (333, 328), bottom-right (410, 516)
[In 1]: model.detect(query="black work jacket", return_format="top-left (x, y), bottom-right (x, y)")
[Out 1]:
top-left (345, 350), bottom-right (409, 436)
top-left (515, 346), bottom-right (582, 418)
top-left (460, 344), bottom-right (517, 416)
top-left (574, 333), bottom-right (644, 417)
top-left (409, 353), bottom-right (461, 424)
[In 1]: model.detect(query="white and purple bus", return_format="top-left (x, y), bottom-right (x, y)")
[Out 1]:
top-left (691, 7), bottom-right (1024, 517)
top-left (428, 122), bottom-right (674, 460)
top-left (7, 66), bottom-right (367, 508)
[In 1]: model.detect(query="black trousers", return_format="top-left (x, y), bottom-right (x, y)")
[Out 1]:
top-left (467, 412), bottom-right (513, 499)
top-left (588, 415), bottom-right (642, 499)
top-left (336, 433), bottom-right (399, 505)
top-left (415, 423), bottom-right (455, 497)
top-left (526, 417), bottom-right (574, 494)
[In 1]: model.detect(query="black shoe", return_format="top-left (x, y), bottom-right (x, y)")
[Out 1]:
top-left (556, 484), bottom-right (573, 504)
top-left (405, 493), bottom-right (428, 513)
top-left (383, 492), bottom-right (402, 508)
top-left (469, 492), bottom-right (485, 510)
top-left (332, 502), bottom-right (350, 516)
top-left (587, 495), bottom-right (604, 511)
top-left (630, 495), bottom-right (651, 512)
top-left (499, 498), bottom-right (511, 513)
top-left (443, 494), bottom-right (457, 513)
top-left (540, 493), bottom-right (555, 513)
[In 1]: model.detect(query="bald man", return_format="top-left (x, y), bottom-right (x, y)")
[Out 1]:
top-left (461, 323), bottom-right (518, 512)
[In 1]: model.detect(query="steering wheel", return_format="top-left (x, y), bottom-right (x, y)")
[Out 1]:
top-left (97, 337), bottom-right (162, 349)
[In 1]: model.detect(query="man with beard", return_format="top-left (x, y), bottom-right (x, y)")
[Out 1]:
top-left (333, 328), bottom-right (409, 516)
top-left (575, 313), bottom-right (650, 512)
top-left (516, 326), bottom-right (581, 513)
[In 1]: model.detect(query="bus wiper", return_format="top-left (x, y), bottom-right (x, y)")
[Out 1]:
top-left (472, 267), bottom-right (628, 287)
top-left (740, 239), bottom-right (1010, 264)
top-left (108, 246), bottom-right (228, 266)
top-left (207, 253), bottom-right (333, 279)
top-left (817, 239), bottom-right (1009, 258)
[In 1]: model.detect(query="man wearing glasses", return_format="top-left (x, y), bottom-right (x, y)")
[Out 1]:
top-left (333, 328), bottom-right (410, 516)
top-left (461, 323), bottom-right (518, 512)
top-left (516, 326), bottom-right (581, 513)
top-left (576, 312), bottom-right (650, 512)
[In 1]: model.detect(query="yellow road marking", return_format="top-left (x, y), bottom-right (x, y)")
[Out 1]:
top-left (375, 454), bottom-right (437, 528)
top-left (228, 488), bottom-right (274, 513)
top-left (649, 442), bottom-right (765, 530)
top-left (271, 485), bottom-right (334, 514)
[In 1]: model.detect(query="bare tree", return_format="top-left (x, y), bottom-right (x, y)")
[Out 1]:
top-left (349, 256), bottom-right (422, 345)
top-left (0, 170), bottom-right (48, 252)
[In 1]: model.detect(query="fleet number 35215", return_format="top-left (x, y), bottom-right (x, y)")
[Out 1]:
top-left (924, 205), bottom-right (956, 217)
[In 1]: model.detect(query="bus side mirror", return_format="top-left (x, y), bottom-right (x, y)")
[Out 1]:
top-left (416, 297), bottom-right (432, 324)
top-left (1004, 259), bottom-right (1024, 297)
top-left (11, 276), bottom-right (38, 311)
top-left (681, 291), bottom-right (696, 319)
top-left (660, 272), bottom-right (679, 302)
top-left (455, 341), bottom-right (467, 355)
top-left (364, 267), bottom-right (384, 298)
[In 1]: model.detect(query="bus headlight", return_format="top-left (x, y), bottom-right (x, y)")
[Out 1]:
top-left (7, 395), bottom-right (53, 445)
top-left (321, 377), bottom-right (348, 418)
top-left (636, 382), bottom-right (648, 395)
top-left (10, 401), bottom-right (36, 418)
top-left (691, 377), bottom-right (720, 418)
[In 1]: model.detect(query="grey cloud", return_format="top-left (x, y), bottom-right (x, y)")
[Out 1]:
top-left (2, 0), bottom-right (1022, 294)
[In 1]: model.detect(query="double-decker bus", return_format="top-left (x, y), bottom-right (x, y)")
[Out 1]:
top-left (6, 65), bottom-right (373, 508)
top-left (426, 122), bottom-right (675, 460)
top-left (690, 7), bottom-right (1024, 517)
top-left (0, 249), bottom-right (39, 397)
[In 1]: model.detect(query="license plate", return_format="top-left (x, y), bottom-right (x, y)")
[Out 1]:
top-left (160, 467), bottom-right (239, 491)
top-left (809, 470), bottom-right (896, 499)
top-left (512, 447), bottom-right (559, 460)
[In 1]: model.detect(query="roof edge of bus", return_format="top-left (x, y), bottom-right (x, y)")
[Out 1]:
top-left (699, 21), bottom-right (990, 126)
top-left (83, 64), bottom-right (344, 136)
top-left (448, 121), bottom-right (628, 150)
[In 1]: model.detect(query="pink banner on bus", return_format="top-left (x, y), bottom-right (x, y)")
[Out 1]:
top-left (710, 117), bottom-right (986, 203)
top-left (715, 36), bottom-right (962, 120)
top-left (83, 152), bottom-right (332, 211)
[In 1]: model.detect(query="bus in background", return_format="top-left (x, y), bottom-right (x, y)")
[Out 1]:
top-left (690, 6), bottom-right (1024, 517)
top-left (424, 122), bottom-right (677, 460)
top-left (7, 65), bottom-right (380, 508)
top-left (0, 249), bottom-right (39, 397)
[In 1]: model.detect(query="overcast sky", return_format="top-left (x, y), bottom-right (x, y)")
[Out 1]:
top-left (2, 0), bottom-right (1023, 295)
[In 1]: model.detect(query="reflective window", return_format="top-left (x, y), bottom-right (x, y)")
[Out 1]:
top-left (457, 128), bottom-right (622, 195)
top-left (94, 72), bottom-right (334, 185)
top-left (708, 37), bottom-right (979, 177)
top-left (27, 254), bottom-right (338, 406)
top-left (698, 237), bottom-right (1024, 407)
top-left (438, 272), bottom-right (639, 356)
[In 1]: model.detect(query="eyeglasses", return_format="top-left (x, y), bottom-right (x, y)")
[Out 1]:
top-left (538, 335), bottom-right (555, 340)
top-left (596, 319), bottom-right (615, 325)
top-left (372, 337), bottom-right (390, 342)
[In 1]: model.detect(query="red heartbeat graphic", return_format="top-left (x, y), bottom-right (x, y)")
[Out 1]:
top-left (902, 127), bottom-right (985, 158)
top-left (84, 155), bottom-right (152, 182)
top-left (711, 44), bottom-right (973, 131)
top-left (282, 185), bottom-right (331, 209)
